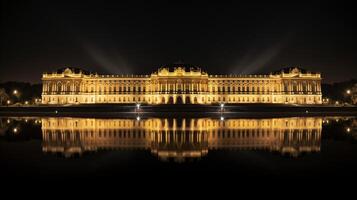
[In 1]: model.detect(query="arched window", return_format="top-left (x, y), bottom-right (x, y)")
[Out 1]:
top-left (75, 82), bottom-right (80, 93)
top-left (292, 82), bottom-right (298, 94)
top-left (48, 83), bottom-right (53, 93)
top-left (66, 82), bottom-right (71, 94)
top-left (312, 82), bottom-right (317, 93)
top-left (57, 82), bottom-right (62, 94)
top-left (302, 82), bottom-right (307, 94)
top-left (284, 82), bottom-right (289, 93)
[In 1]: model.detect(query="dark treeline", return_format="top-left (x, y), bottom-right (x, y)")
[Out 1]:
top-left (322, 79), bottom-right (357, 102)
top-left (0, 82), bottom-right (42, 104)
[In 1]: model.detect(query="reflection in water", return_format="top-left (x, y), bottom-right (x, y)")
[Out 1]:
top-left (41, 117), bottom-right (322, 161)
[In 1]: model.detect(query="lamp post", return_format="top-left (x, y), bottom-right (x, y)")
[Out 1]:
top-left (220, 103), bottom-right (225, 112)
top-left (12, 89), bottom-right (20, 104)
top-left (345, 89), bottom-right (352, 105)
top-left (135, 104), bottom-right (141, 121)
top-left (135, 103), bottom-right (141, 112)
top-left (220, 116), bottom-right (225, 121)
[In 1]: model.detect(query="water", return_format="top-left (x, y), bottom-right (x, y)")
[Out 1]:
top-left (1, 115), bottom-right (357, 181)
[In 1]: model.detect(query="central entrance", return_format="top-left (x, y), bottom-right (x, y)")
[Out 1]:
top-left (185, 96), bottom-right (191, 104)
top-left (168, 96), bottom-right (174, 104)
top-left (176, 96), bottom-right (183, 104)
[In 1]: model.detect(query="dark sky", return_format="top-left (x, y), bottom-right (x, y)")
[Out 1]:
top-left (1, 1), bottom-right (356, 83)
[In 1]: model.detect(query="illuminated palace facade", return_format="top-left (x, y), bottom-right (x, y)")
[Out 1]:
top-left (41, 65), bottom-right (322, 105)
top-left (41, 117), bottom-right (322, 160)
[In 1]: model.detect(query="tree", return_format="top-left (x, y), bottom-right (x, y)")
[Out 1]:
top-left (349, 84), bottom-right (357, 105)
top-left (0, 88), bottom-right (9, 105)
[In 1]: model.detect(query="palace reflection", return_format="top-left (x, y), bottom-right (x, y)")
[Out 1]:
top-left (41, 117), bottom-right (322, 161)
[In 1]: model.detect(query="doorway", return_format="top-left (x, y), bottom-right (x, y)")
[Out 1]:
top-left (185, 96), bottom-right (191, 104)
top-left (177, 96), bottom-right (183, 104)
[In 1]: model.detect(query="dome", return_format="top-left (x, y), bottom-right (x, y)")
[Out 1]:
top-left (56, 67), bottom-right (91, 75)
top-left (160, 63), bottom-right (202, 72)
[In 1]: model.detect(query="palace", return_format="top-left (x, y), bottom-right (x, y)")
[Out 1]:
top-left (41, 117), bottom-right (322, 160)
top-left (41, 64), bottom-right (322, 104)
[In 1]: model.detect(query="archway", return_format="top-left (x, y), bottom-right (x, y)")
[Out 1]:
top-left (185, 96), bottom-right (191, 104)
top-left (168, 96), bottom-right (174, 104)
top-left (176, 96), bottom-right (183, 104)
top-left (161, 97), bottom-right (165, 104)
top-left (194, 97), bottom-right (198, 104)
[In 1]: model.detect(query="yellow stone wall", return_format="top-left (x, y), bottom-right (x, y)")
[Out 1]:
top-left (41, 66), bottom-right (322, 104)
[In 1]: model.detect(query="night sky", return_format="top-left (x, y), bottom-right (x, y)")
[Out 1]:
top-left (1, 1), bottom-right (356, 83)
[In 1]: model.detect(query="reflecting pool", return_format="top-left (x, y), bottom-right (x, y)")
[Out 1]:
top-left (1, 116), bottom-right (357, 180)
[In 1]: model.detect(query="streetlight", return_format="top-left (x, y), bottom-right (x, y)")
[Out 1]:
top-left (13, 90), bottom-right (18, 95)
top-left (345, 89), bottom-right (353, 105)
top-left (346, 127), bottom-right (351, 133)
top-left (135, 103), bottom-right (141, 113)
top-left (220, 103), bottom-right (225, 109)
top-left (7, 100), bottom-right (11, 105)
top-left (25, 101), bottom-right (29, 105)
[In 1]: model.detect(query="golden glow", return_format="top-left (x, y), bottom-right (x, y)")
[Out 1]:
top-left (13, 90), bottom-right (18, 95)
top-left (41, 117), bottom-right (322, 160)
top-left (322, 98), bottom-right (329, 103)
top-left (41, 67), bottom-right (322, 105)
